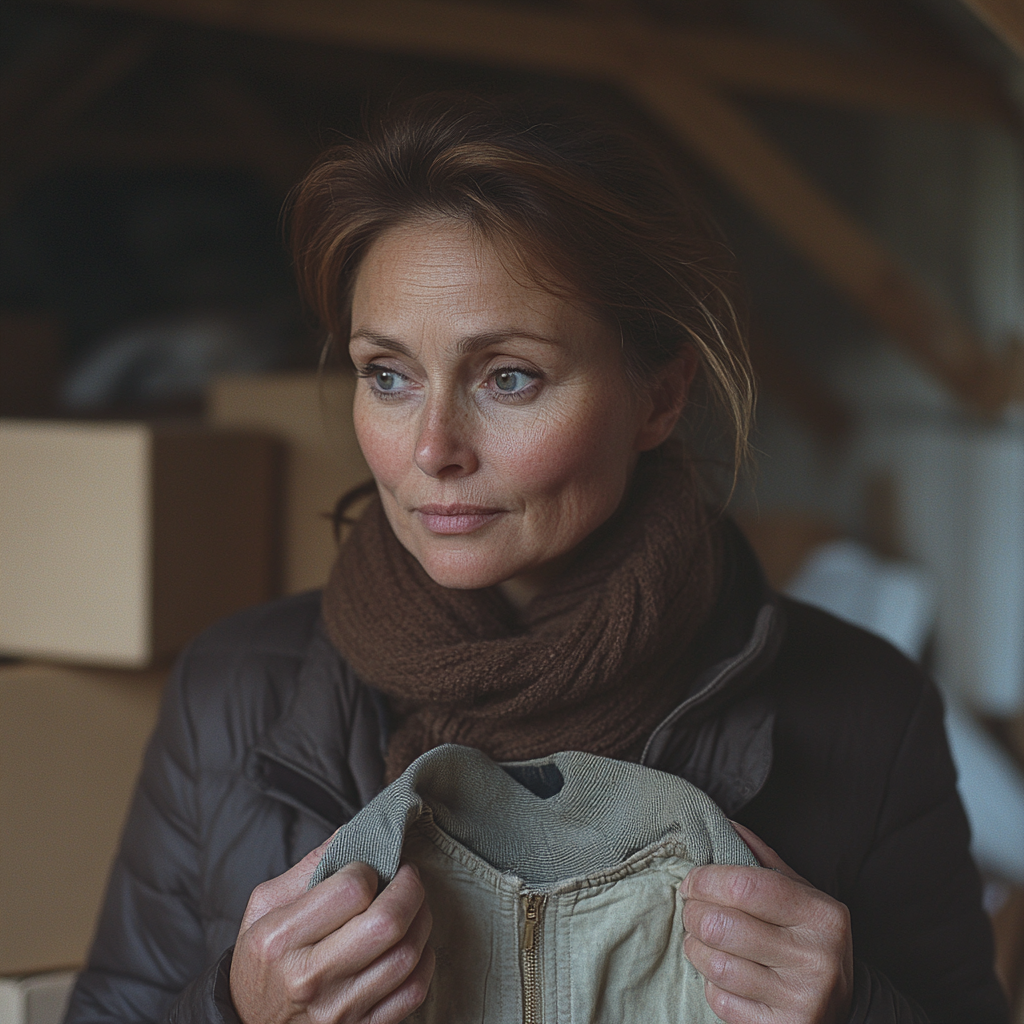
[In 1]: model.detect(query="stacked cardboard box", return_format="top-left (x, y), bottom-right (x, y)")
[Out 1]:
top-left (0, 663), bottom-right (166, 980)
top-left (1, 377), bottom-right (368, 1015)
top-left (0, 417), bottom-right (285, 1018)
top-left (207, 371), bottom-right (369, 593)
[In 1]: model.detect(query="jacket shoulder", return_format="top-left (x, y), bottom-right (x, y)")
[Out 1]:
top-left (774, 594), bottom-right (931, 713)
top-left (184, 589), bottom-right (325, 660)
top-left (159, 592), bottom-right (329, 780)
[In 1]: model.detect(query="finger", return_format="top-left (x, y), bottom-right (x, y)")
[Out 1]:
top-left (245, 860), bottom-right (379, 953)
top-left (314, 897), bottom-right (433, 1023)
top-left (683, 897), bottom-right (792, 969)
top-left (684, 931), bottom-right (780, 1010)
top-left (681, 865), bottom-right (814, 928)
top-left (319, 863), bottom-right (427, 977)
top-left (703, 978), bottom-right (773, 1024)
top-left (343, 898), bottom-right (433, 1012)
top-left (729, 822), bottom-right (807, 885)
top-left (240, 833), bottom-right (340, 928)
top-left (364, 943), bottom-right (436, 1024)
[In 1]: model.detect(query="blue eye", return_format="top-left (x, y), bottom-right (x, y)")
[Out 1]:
top-left (360, 364), bottom-right (408, 396)
top-left (493, 369), bottom-right (533, 393)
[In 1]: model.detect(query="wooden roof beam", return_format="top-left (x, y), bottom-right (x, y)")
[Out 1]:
top-left (630, 63), bottom-right (1022, 414)
top-left (959, 0), bottom-right (1024, 60)
top-left (41, 0), bottom-right (1024, 412)
top-left (55, 0), bottom-right (1013, 125)
top-left (746, 325), bottom-right (854, 444)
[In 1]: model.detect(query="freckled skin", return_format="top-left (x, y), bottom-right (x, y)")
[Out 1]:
top-left (348, 219), bottom-right (691, 606)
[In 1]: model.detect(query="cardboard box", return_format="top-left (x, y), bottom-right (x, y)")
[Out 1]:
top-left (0, 972), bottom-right (77, 1024)
top-left (0, 420), bottom-right (282, 667)
top-left (207, 372), bottom-right (370, 593)
top-left (0, 663), bottom-right (166, 975)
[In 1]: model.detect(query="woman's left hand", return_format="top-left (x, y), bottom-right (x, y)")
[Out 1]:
top-left (680, 822), bottom-right (854, 1024)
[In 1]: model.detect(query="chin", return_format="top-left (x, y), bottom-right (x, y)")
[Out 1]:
top-left (413, 546), bottom-right (516, 591)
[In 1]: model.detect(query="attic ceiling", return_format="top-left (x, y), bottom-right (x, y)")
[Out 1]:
top-left (3, 0), bottom-right (1023, 426)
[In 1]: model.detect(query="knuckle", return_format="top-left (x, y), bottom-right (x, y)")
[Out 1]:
top-left (245, 880), bottom-right (276, 918)
top-left (704, 948), bottom-right (733, 984)
top-left (695, 907), bottom-right (730, 947)
top-left (726, 869), bottom-right (758, 905)
top-left (826, 899), bottom-right (851, 935)
top-left (812, 897), bottom-right (850, 942)
top-left (364, 906), bottom-right (405, 949)
top-left (704, 979), bottom-right (730, 1016)
top-left (248, 919), bottom-right (290, 962)
top-left (281, 965), bottom-right (319, 1006)
top-left (305, 1001), bottom-right (335, 1024)
top-left (406, 974), bottom-right (431, 1010)
top-left (335, 865), bottom-right (376, 908)
top-left (389, 938), bottom-right (421, 977)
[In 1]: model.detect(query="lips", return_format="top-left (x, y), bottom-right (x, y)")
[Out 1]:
top-left (414, 504), bottom-right (505, 535)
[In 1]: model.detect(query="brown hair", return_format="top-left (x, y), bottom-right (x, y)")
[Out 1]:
top-left (288, 92), bottom-right (754, 470)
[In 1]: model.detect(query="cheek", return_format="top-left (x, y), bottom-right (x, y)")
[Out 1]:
top-left (353, 397), bottom-right (405, 487)
top-left (491, 392), bottom-right (638, 509)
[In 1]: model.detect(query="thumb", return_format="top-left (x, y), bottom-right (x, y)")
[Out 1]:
top-left (240, 832), bottom-right (337, 929)
top-left (730, 820), bottom-right (809, 886)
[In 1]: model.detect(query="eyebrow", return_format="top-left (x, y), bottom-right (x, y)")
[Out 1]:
top-left (349, 328), bottom-right (560, 355)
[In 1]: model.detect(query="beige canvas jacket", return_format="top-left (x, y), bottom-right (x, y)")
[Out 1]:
top-left (311, 744), bottom-right (757, 1024)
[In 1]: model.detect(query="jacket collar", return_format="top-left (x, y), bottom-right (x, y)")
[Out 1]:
top-left (641, 518), bottom-right (785, 819)
top-left (249, 518), bottom-right (784, 827)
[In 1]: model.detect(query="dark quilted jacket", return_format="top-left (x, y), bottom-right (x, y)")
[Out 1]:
top-left (64, 530), bottom-right (1008, 1024)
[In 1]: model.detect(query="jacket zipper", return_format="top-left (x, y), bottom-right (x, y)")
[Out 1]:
top-left (520, 892), bottom-right (546, 1024)
top-left (639, 603), bottom-right (776, 766)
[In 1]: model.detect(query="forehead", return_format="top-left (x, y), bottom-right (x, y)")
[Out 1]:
top-left (350, 219), bottom-right (583, 331)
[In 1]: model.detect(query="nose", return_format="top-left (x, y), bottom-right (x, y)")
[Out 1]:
top-left (413, 393), bottom-right (479, 479)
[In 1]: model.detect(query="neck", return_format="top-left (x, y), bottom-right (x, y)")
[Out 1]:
top-left (497, 558), bottom-right (569, 611)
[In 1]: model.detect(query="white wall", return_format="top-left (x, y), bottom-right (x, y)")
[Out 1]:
top-left (740, 111), bottom-right (1024, 715)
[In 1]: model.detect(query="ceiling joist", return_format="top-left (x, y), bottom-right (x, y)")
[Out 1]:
top-left (44, 0), bottom-right (1024, 413)
top-left (58, 0), bottom-right (1014, 124)
top-left (960, 0), bottom-right (1024, 59)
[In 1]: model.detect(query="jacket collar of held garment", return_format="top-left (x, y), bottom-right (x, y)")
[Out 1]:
top-left (247, 519), bottom-right (786, 828)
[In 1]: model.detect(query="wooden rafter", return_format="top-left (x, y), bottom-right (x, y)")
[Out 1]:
top-left (55, 0), bottom-right (1014, 124)
top-left (746, 325), bottom-right (854, 443)
top-left (628, 64), bottom-right (1020, 413)
top-left (39, 0), bottom-right (1024, 411)
top-left (959, 0), bottom-right (1024, 59)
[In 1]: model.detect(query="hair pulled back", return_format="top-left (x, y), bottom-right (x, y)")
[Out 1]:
top-left (288, 92), bottom-right (754, 468)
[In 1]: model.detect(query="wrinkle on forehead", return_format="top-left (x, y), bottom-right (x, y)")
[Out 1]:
top-left (351, 217), bottom-right (600, 340)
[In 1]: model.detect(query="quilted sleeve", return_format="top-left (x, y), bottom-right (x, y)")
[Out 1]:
top-left (63, 648), bottom-right (231, 1024)
top-left (846, 680), bottom-right (1008, 1024)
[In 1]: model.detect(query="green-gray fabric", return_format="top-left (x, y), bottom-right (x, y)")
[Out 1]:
top-left (310, 744), bottom-right (756, 889)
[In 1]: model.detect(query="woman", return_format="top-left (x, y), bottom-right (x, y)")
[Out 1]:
top-left (65, 94), bottom-right (1006, 1024)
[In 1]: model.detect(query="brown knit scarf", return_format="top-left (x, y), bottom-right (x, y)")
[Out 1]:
top-left (322, 443), bottom-right (720, 782)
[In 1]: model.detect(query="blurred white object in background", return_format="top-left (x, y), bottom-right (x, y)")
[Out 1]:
top-left (861, 421), bottom-right (1024, 718)
top-left (787, 539), bottom-right (936, 659)
top-left (62, 311), bottom-right (284, 409)
top-left (786, 539), bottom-right (1024, 884)
top-left (0, 972), bottom-right (75, 1024)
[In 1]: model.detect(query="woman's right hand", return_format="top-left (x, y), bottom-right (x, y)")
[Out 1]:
top-left (229, 839), bottom-right (434, 1024)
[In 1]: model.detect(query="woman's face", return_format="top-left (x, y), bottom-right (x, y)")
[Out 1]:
top-left (348, 219), bottom-right (689, 603)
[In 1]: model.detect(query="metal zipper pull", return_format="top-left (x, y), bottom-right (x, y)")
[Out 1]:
top-left (522, 893), bottom-right (541, 949)
top-left (520, 892), bottom-right (545, 1024)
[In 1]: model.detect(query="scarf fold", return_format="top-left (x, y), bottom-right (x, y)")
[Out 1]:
top-left (323, 442), bottom-right (720, 781)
